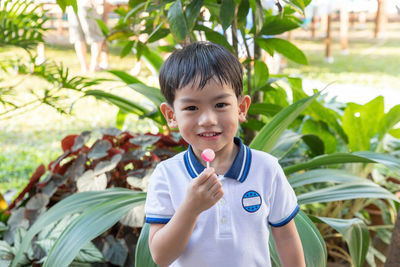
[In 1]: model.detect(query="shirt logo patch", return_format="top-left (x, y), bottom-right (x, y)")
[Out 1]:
top-left (242, 190), bottom-right (262, 213)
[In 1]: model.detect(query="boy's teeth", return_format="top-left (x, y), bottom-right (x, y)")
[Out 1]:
top-left (201, 133), bottom-right (217, 137)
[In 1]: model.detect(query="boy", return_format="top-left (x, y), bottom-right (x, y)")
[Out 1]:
top-left (144, 41), bottom-right (305, 267)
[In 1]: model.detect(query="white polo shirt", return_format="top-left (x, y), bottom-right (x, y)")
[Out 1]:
top-left (145, 137), bottom-right (299, 267)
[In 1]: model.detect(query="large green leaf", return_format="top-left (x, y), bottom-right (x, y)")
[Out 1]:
top-left (127, 83), bottom-right (165, 107)
top-left (297, 181), bottom-right (398, 205)
top-left (167, 0), bottom-right (188, 42)
top-left (248, 103), bottom-right (282, 117)
top-left (256, 38), bottom-right (308, 65)
top-left (284, 151), bottom-right (400, 175)
top-left (220, 0), bottom-right (235, 32)
top-left (250, 93), bottom-right (319, 153)
top-left (12, 189), bottom-right (143, 266)
top-left (108, 70), bottom-right (143, 84)
top-left (289, 169), bottom-right (366, 188)
top-left (269, 211), bottom-right (327, 267)
top-left (84, 90), bottom-right (149, 115)
top-left (342, 97), bottom-right (385, 151)
top-left (135, 223), bottom-right (159, 267)
top-left (270, 131), bottom-right (302, 159)
top-left (43, 191), bottom-right (146, 267)
top-left (312, 217), bottom-right (369, 267)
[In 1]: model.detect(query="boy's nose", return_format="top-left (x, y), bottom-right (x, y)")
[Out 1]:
top-left (198, 109), bottom-right (217, 126)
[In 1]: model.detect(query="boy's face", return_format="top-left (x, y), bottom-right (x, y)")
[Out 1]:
top-left (160, 78), bottom-right (250, 160)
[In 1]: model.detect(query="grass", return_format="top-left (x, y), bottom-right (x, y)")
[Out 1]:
top-left (284, 21), bottom-right (400, 89)
top-left (1, 21), bottom-right (400, 196)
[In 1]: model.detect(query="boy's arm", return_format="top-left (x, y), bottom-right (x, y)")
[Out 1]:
top-left (148, 168), bottom-right (223, 267)
top-left (271, 220), bottom-right (305, 267)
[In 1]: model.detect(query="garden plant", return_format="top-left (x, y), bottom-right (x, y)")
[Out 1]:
top-left (1, 0), bottom-right (400, 266)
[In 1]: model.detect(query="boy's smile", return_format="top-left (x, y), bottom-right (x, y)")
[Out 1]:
top-left (161, 78), bottom-right (250, 171)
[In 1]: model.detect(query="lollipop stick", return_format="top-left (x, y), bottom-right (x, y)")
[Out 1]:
top-left (207, 162), bottom-right (210, 168)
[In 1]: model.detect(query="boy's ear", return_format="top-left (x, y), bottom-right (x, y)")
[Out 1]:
top-left (238, 95), bottom-right (251, 122)
top-left (160, 102), bottom-right (178, 128)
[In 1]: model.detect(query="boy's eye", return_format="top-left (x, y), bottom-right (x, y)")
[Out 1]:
top-left (215, 103), bottom-right (228, 108)
top-left (184, 106), bottom-right (197, 111)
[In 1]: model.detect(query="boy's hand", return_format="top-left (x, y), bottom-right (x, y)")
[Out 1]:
top-left (184, 168), bottom-right (224, 214)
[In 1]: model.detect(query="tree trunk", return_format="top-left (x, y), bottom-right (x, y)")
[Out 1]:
top-left (385, 209), bottom-right (400, 266)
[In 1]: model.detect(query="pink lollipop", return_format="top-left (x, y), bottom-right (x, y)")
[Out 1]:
top-left (201, 148), bottom-right (215, 168)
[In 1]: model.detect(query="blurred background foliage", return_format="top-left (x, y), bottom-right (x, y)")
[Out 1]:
top-left (1, 0), bottom-right (400, 266)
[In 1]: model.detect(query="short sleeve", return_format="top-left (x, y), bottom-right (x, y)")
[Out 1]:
top-left (267, 160), bottom-right (299, 227)
top-left (144, 164), bottom-right (174, 224)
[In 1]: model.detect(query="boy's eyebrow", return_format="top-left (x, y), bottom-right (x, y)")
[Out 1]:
top-left (178, 93), bottom-right (234, 103)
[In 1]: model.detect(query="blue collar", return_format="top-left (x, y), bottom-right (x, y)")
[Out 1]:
top-left (183, 137), bottom-right (252, 183)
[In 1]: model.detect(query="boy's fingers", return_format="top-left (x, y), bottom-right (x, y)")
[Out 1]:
top-left (206, 175), bottom-right (220, 191)
top-left (196, 168), bottom-right (215, 185)
top-left (213, 190), bottom-right (224, 200)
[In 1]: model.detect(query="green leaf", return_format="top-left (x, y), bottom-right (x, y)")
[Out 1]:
top-left (84, 90), bottom-right (149, 115)
top-left (237, 0), bottom-right (250, 27)
top-left (254, 60), bottom-right (269, 90)
top-left (380, 104), bottom-right (400, 139)
top-left (116, 109), bottom-right (127, 130)
top-left (121, 41), bottom-right (135, 58)
top-left (256, 38), bottom-right (308, 65)
top-left (138, 42), bottom-right (164, 71)
top-left (56, 0), bottom-right (77, 13)
top-left (389, 128), bottom-right (400, 138)
top-left (95, 18), bottom-right (109, 36)
top-left (43, 190), bottom-right (146, 267)
top-left (12, 189), bottom-right (141, 266)
top-left (248, 103), bottom-right (282, 117)
top-left (301, 134), bottom-right (325, 156)
top-left (184, 0), bottom-right (203, 31)
top-left (284, 152), bottom-right (399, 175)
top-left (297, 182), bottom-right (398, 205)
top-left (127, 83), bottom-right (165, 107)
top-left (220, 0), bottom-right (236, 32)
top-left (312, 217), bottom-right (369, 267)
top-left (284, 0), bottom-right (311, 14)
top-left (342, 97), bottom-right (385, 151)
top-left (302, 119), bottom-right (336, 154)
top-left (204, 30), bottom-right (234, 53)
top-left (249, 93), bottom-right (319, 153)
top-left (147, 24), bottom-right (170, 44)
top-left (135, 223), bottom-right (160, 267)
top-left (269, 211), bottom-right (327, 267)
top-left (270, 131), bottom-right (302, 159)
top-left (108, 70), bottom-right (143, 84)
top-left (259, 16), bottom-right (300, 35)
top-left (289, 169), bottom-right (366, 188)
top-left (167, 0), bottom-right (188, 42)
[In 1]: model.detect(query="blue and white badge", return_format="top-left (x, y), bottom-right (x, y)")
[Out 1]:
top-left (242, 190), bottom-right (262, 213)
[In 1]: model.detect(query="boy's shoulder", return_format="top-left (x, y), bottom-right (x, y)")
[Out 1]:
top-left (157, 150), bottom-right (186, 169)
top-left (250, 148), bottom-right (279, 165)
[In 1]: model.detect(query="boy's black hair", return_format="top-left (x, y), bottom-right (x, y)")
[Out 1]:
top-left (159, 41), bottom-right (243, 106)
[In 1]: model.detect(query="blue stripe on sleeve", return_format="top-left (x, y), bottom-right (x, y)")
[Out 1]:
top-left (145, 217), bottom-right (171, 224)
top-left (269, 205), bottom-right (300, 227)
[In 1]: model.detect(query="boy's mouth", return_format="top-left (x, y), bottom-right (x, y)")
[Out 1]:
top-left (198, 132), bottom-right (221, 137)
